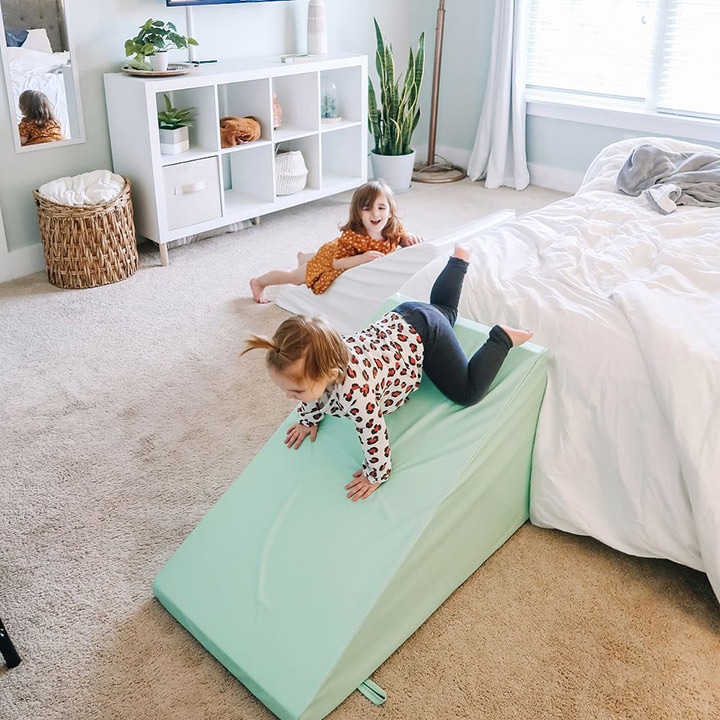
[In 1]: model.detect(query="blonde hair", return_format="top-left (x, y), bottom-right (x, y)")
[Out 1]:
top-left (19, 90), bottom-right (57, 127)
top-left (242, 315), bottom-right (349, 383)
top-left (340, 180), bottom-right (400, 239)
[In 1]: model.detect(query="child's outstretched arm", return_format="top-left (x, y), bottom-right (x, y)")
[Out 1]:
top-left (344, 403), bottom-right (392, 501)
top-left (332, 251), bottom-right (384, 270)
top-left (290, 394), bottom-right (329, 448)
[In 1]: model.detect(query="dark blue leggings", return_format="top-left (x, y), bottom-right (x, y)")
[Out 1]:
top-left (395, 256), bottom-right (512, 406)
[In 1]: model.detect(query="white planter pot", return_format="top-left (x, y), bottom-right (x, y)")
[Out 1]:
top-left (149, 51), bottom-right (169, 72)
top-left (370, 150), bottom-right (416, 194)
top-left (159, 126), bottom-right (190, 155)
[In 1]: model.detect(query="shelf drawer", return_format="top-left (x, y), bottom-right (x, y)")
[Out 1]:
top-left (163, 158), bottom-right (222, 230)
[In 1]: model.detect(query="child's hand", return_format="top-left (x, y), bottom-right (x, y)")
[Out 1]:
top-left (285, 423), bottom-right (317, 449)
top-left (400, 233), bottom-right (423, 247)
top-left (361, 250), bottom-right (385, 264)
top-left (345, 470), bottom-right (379, 501)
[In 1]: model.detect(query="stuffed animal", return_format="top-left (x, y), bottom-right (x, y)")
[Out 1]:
top-left (220, 116), bottom-right (261, 148)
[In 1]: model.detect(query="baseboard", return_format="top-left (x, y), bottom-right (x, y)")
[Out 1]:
top-left (0, 242), bottom-right (45, 284)
top-left (414, 144), bottom-right (583, 194)
top-left (528, 163), bottom-right (584, 194)
top-left (413, 143), bottom-right (471, 174)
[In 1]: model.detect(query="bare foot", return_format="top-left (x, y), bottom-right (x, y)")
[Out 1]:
top-left (250, 278), bottom-right (270, 304)
top-left (452, 243), bottom-right (472, 262)
top-left (297, 251), bottom-right (314, 266)
top-left (500, 325), bottom-right (534, 346)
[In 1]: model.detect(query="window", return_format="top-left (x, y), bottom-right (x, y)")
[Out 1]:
top-left (526, 0), bottom-right (720, 122)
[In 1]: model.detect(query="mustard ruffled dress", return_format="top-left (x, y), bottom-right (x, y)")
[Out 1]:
top-left (305, 224), bottom-right (405, 295)
top-left (18, 119), bottom-right (64, 146)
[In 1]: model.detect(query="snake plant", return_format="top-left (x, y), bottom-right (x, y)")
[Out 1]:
top-left (368, 18), bottom-right (425, 157)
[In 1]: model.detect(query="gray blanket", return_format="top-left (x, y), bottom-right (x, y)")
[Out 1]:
top-left (616, 143), bottom-right (720, 214)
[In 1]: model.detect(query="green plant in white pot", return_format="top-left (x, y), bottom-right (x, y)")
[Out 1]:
top-left (368, 18), bottom-right (425, 192)
top-left (157, 94), bottom-right (195, 155)
top-left (125, 19), bottom-right (198, 71)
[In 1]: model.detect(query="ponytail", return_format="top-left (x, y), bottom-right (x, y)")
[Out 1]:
top-left (242, 315), bottom-right (349, 382)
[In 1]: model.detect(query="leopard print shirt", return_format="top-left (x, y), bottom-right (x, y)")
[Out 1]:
top-left (296, 311), bottom-right (424, 484)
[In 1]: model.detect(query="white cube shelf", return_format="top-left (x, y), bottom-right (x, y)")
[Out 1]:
top-left (104, 54), bottom-right (368, 266)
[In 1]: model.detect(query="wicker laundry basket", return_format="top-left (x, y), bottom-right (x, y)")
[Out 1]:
top-left (33, 177), bottom-right (138, 290)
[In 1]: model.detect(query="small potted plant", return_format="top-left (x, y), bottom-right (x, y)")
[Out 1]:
top-left (125, 19), bottom-right (198, 72)
top-left (157, 94), bottom-right (195, 155)
top-left (368, 18), bottom-right (425, 192)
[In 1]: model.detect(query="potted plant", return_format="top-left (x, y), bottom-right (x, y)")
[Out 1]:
top-left (125, 19), bottom-right (198, 72)
top-left (367, 18), bottom-right (425, 192)
top-left (157, 94), bottom-right (195, 155)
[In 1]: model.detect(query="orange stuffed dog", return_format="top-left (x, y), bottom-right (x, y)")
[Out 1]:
top-left (220, 116), bottom-right (261, 148)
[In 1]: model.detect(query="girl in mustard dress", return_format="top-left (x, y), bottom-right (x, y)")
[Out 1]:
top-left (18, 90), bottom-right (65, 146)
top-left (250, 180), bottom-right (422, 303)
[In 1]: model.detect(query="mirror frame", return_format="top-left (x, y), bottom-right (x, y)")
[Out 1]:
top-left (0, 0), bottom-right (85, 153)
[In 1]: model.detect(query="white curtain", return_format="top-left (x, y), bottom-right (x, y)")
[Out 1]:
top-left (467, 0), bottom-right (529, 190)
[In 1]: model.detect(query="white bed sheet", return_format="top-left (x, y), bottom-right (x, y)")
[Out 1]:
top-left (275, 209), bottom-right (516, 334)
top-left (397, 137), bottom-right (720, 602)
top-left (7, 45), bottom-right (71, 137)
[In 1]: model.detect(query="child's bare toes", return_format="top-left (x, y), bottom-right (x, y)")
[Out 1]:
top-left (249, 278), bottom-right (270, 304)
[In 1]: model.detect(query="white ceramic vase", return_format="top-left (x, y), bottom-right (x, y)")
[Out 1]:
top-left (307, 0), bottom-right (328, 55)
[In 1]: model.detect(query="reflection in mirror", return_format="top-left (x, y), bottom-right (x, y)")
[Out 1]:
top-left (0, 0), bottom-right (85, 152)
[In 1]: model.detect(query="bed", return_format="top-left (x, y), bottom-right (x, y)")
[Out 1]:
top-left (2, 0), bottom-right (72, 137)
top-left (278, 136), bottom-right (720, 605)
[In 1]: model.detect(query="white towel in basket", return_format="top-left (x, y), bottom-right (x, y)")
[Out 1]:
top-left (38, 170), bottom-right (125, 206)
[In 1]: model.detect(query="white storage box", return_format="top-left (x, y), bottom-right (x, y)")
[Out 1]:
top-left (163, 158), bottom-right (222, 231)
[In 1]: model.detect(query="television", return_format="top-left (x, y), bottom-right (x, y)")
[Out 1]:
top-left (166, 0), bottom-right (288, 6)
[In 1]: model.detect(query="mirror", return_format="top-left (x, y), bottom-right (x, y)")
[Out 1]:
top-left (0, 0), bottom-right (85, 152)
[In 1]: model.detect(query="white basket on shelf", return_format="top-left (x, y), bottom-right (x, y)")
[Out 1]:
top-left (275, 150), bottom-right (308, 195)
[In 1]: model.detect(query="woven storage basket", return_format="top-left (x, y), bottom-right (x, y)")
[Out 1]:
top-left (33, 177), bottom-right (138, 290)
top-left (275, 150), bottom-right (308, 195)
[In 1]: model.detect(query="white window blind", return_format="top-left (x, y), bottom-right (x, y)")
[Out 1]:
top-left (526, 0), bottom-right (720, 120)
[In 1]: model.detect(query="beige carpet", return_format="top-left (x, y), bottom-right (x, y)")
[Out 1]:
top-left (1, 179), bottom-right (718, 720)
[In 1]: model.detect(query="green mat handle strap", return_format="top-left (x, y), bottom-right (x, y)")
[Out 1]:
top-left (357, 678), bottom-right (387, 706)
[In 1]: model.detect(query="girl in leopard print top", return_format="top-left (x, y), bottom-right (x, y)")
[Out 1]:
top-left (243, 245), bottom-right (533, 501)
top-left (250, 180), bottom-right (422, 303)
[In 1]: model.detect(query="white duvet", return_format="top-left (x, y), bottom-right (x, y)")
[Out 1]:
top-left (397, 137), bottom-right (720, 602)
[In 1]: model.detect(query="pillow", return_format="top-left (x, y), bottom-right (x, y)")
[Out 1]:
top-left (22, 28), bottom-right (54, 54)
top-left (5, 29), bottom-right (29, 47)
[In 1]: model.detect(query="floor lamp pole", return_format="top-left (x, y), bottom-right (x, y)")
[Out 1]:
top-left (413, 0), bottom-right (467, 183)
top-left (426, 0), bottom-right (445, 167)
